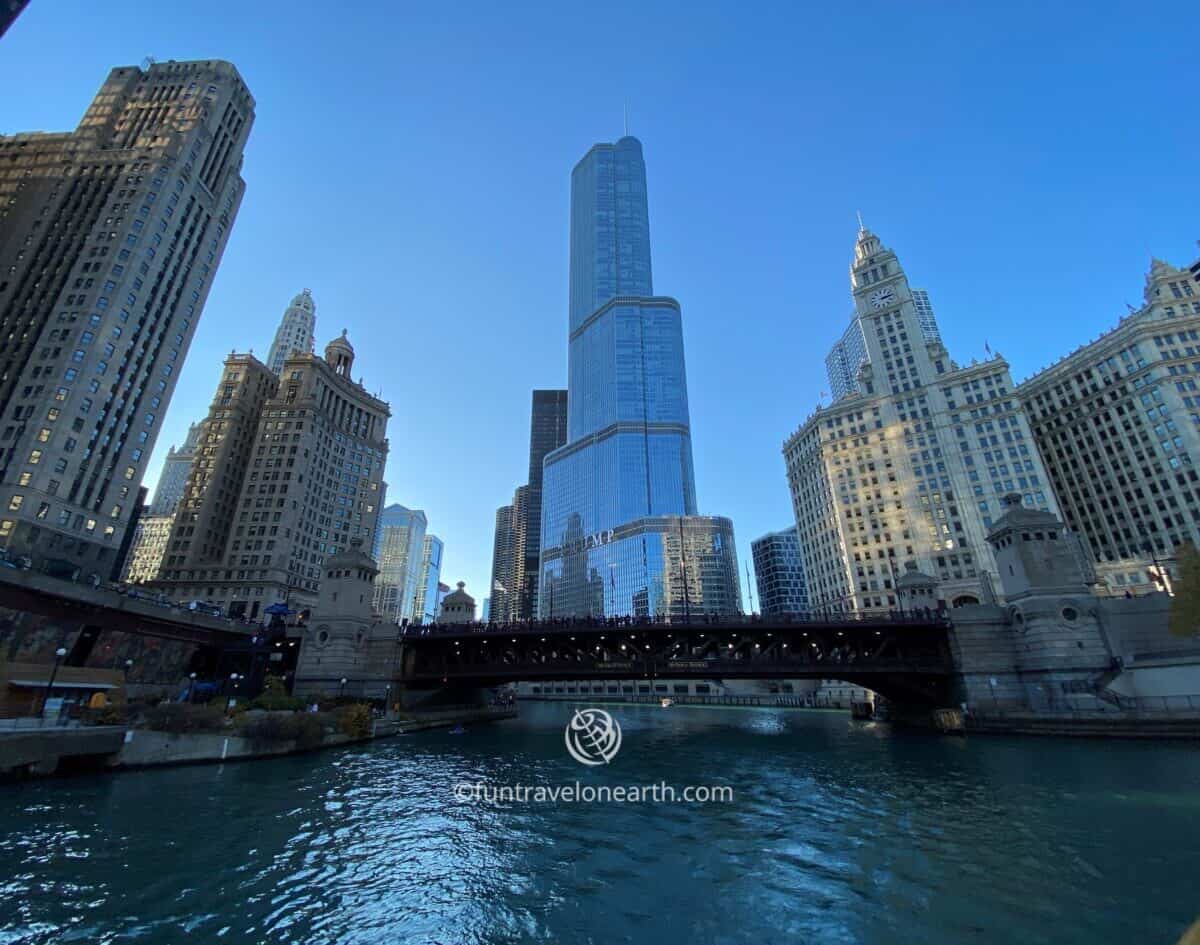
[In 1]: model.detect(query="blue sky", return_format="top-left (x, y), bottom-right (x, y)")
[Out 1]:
top-left (2, 1), bottom-right (1196, 609)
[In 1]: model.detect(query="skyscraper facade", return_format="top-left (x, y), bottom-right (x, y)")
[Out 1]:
top-left (266, 289), bottom-right (316, 375)
top-left (150, 421), bottom-right (203, 515)
top-left (154, 333), bottom-right (388, 617)
top-left (372, 504), bottom-right (427, 624)
top-left (751, 528), bottom-right (810, 616)
top-left (1017, 253), bottom-right (1200, 591)
top-left (411, 533), bottom-right (444, 624)
top-left (539, 136), bottom-right (739, 618)
top-left (120, 420), bottom-right (203, 583)
top-left (517, 390), bottom-right (567, 618)
top-left (489, 503), bottom-right (515, 620)
top-left (0, 60), bottom-right (253, 578)
top-left (785, 226), bottom-right (1057, 612)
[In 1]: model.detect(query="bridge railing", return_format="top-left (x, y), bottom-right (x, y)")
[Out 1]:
top-left (402, 608), bottom-right (949, 639)
top-left (407, 656), bottom-right (952, 680)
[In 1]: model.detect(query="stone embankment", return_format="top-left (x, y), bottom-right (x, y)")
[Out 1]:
top-left (0, 705), bottom-right (517, 779)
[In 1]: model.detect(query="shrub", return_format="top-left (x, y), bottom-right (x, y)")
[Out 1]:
top-left (251, 676), bottom-right (304, 712)
top-left (236, 711), bottom-right (327, 749)
top-left (80, 702), bottom-right (129, 726)
top-left (143, 703), bottom-right (226, 734)
top-left (335, 704), bottom-right (372, 739)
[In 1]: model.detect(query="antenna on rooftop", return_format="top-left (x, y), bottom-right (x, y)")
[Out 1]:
top-left (141, 55), bottom-right (156, 71)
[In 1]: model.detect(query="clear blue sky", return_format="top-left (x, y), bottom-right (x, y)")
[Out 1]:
top-left (2, 1), bottom-right (1196, 609)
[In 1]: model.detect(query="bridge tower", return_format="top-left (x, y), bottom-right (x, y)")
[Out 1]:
top-left (986, 494), bottom-right (1114, 708)
top-left (293, 538), bottom-right (395, 701)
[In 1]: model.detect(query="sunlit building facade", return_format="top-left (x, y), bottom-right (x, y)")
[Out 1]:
top-left (785, 225), bottom-right (1057, 612)
top-left (539, 136), bottom-right (739, 618)
top-left (266, 289), bottom-right (316, 376)
top-left (121, 513), bottom-right (173, 584)
top-left (372, 504), bottom-right (426, 623)
top-left (411, 533), bottom-right (443, 624)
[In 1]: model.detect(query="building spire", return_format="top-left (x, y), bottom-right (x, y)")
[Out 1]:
top-left (856, 210), bottom-right (865, 233)
top-left (623, 100), bottom-right (629, 137)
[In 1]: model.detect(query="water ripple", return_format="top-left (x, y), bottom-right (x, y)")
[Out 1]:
top-left (1, 704), bottom-right (1198, 945)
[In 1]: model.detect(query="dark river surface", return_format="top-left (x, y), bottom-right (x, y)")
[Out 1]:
top-left (1, 702), bottom-right (1198, 944)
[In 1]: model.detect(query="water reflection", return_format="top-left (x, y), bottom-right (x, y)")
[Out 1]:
top-left (0, 703), bottom-right (1197, 945)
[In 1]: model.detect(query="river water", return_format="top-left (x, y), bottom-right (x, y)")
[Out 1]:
top-left (1, 703), bottom-right (1198, 944)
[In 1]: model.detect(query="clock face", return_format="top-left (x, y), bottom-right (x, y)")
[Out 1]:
top-left (869, 287), bottom-right (896, 309)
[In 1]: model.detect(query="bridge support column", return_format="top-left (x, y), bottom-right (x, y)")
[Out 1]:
top-left (65, 625), bottom-right (104, 666)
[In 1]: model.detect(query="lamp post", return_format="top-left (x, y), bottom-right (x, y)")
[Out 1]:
top-left (41, 647), bottom-right (68, 721)
top-left (338, 677), bottom-right (347, 699)
top-left (383, 684), bottom-right (391, 717)
top-left (187, 672), bottom-right (197, 704)
top-left (225, 672), bottom-right (240, 713)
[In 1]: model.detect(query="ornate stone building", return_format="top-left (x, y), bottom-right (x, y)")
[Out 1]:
top-left (438, 582), bottom-right (476, 623)
top-left (785, 225), bottom-right (1057, 612)
top-left (153, 332), bottom-right (388, 618)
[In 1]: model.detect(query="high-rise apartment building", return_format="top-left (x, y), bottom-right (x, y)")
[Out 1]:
top-left (372, 504), bottom-right (426, 623)
top-left (1017, 253), bottom-right (1200, 589)
top-left (784, 225), bottom-right (1057, 612)
top-left (539, 136), bottom-right (739, 618)
top-left (751, 528), bottom-right (810, 615)
top-left (266, 289), bottom-right (316, 375)
top-left (149, 421), bottom-right (202, 515)
top-left (411, 533), bottom-right (443, 624)
top-left (508, 484), bottom-right (530, 619)
top-left (154, 332), bottom-right (388, 618)
top-left (0, 60), bottom-right (253, 579)
top-left (489, 502), bottom-right (515, 620)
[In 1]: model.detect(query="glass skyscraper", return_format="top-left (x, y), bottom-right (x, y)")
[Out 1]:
top-left (539, 137), bottom-right (739, 618)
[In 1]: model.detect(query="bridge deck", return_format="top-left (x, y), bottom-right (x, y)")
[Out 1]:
top-left (0, 568), bottom-right (254, 645)
top-left (399, 613), bottom-right (955, 704)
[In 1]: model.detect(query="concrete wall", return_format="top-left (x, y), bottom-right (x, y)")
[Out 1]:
top-left (948, 592), bottom-right (1200, 712)
top-left (0, 725), bottom-right (126, 776)
top-left (114, 728), bottom-right (358, 768)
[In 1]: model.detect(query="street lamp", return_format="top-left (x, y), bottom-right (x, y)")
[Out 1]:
top-left (40, 647), bottom-right (68, 721)
top-left (225, 672), bottom-right (241, 713)
top-left (187, 672), bottom-right (197, 704)
top-left (338, 677), bottom-right (347, 698)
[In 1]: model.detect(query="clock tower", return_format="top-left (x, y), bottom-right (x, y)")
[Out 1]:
top-left (846, 222), bottom-right (948, 396)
